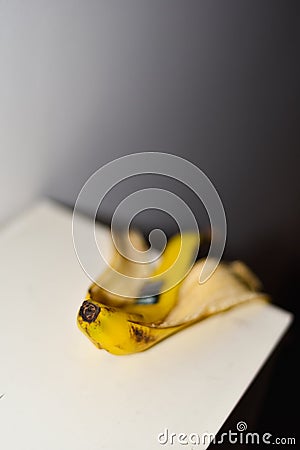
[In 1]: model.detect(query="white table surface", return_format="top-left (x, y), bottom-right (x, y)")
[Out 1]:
top-left (0, 200), bottom-right (292, 450)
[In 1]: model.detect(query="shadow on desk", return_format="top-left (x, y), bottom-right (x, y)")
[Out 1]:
top-left (210, 240), bottom-right (298, 448)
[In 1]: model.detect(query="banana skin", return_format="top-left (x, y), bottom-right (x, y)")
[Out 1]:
top-left (77, 251), bottom-right (268, 355)
top-left (77, 299), bottom-right (184, 355)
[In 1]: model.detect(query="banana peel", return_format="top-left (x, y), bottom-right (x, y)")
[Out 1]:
top-left (77, 234), bottom-right (268, 355)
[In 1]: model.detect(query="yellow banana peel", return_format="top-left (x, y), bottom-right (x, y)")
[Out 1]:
top-left (77, 233), bottom-right (268, 355)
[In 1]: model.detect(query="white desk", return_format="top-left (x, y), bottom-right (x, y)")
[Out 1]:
top-left (0, 201), bottom-right (292, 449)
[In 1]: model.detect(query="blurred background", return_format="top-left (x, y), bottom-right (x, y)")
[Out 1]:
top-left (0, 0), bottom-right (299, 441)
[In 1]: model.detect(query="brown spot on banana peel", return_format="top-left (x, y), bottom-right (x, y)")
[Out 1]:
top-left (129, 324), bottom-right (156, 344)
top-left (79, 301), bottom-right (100, 323)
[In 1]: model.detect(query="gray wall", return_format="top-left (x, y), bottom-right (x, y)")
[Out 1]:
top-left (1, 1), bottom-right (299, 281)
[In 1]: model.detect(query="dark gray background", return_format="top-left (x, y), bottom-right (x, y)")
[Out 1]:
top-left (1, 0), bottom-right (299, 440)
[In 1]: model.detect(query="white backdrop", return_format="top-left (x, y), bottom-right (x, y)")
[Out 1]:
top-left (0, 1), bottom-right (298, 255)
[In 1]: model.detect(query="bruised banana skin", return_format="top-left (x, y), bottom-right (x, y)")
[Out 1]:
top-left (77, 257), bottom-right (269, 355)
top-left (77, 300), bottom-right (184, 355)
